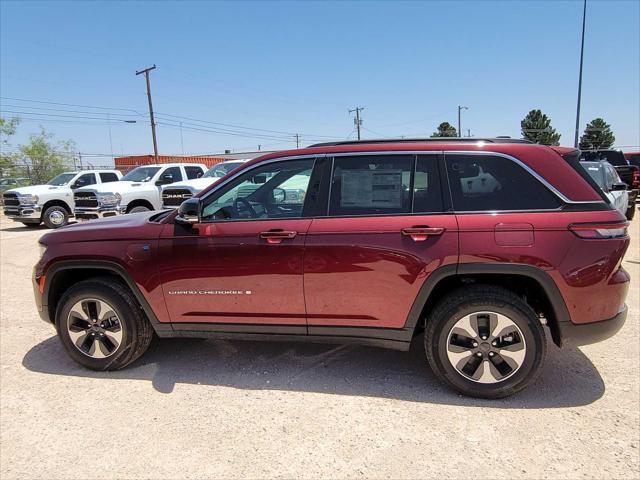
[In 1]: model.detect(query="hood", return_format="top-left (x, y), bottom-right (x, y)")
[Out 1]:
top-left (76, 181), bottom-right (152, 194)
top-left (164, 177), bottom-right (219, 193)
top-left (40, 210), bottom-right (162, 245)
top-left (5, 184), bottom-right (69, 195)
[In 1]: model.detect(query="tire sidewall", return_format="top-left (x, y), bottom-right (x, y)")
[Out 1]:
top-left (428, 299), bottom-right (545, 398)
top-left (43, 206), bottom-right (69, 229)
top-left (55, 284), bottom-right (136, 370)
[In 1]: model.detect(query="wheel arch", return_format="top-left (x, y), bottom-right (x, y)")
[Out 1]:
top-left (405, 264), bottom-right (571, 347)
top-left (42, 199), bottom-right (72, 215)
top-left (125, 199), bottom-right (154, 213)
top-left (43, 260), bottom-right (169, 335)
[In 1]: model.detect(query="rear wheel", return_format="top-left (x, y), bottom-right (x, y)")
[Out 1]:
top-left (425, 285), bottom-right (546, 398)
top-left (55, 278), bottom-right (153, 370)
top-left (42, 205), bottom-right (69, 229)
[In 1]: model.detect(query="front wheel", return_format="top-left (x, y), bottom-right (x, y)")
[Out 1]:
top-left (55, 278), bottom-right (153, 370)
top-left (42, 205), bottom-right (69, 229)
top-left (425, 285), bottom-right (546, 399)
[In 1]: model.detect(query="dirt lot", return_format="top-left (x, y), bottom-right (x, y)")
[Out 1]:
top-left (0, 214), bottom-right (638, 480)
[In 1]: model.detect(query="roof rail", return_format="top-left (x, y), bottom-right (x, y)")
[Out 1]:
top-left (308, 137), bottom-right (533, 147)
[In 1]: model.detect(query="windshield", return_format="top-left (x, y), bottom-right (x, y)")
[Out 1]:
top-left (122, 166), bottom-right (161, 182)
top-left (203, 162), bottom-right (243, 178)
top-left (47, 173), bottom-right (76, 186)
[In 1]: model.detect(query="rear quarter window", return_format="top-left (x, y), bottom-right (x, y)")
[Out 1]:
top-left (445, 154), bottom-right (561, 211)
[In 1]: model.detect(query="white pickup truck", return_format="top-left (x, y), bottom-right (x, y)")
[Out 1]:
top-left (2, 170), bottom-right (122, 228)
top-left (161, 159), bottom-right (249, 208)
top-left (74, 163), bottom-right (207, 220)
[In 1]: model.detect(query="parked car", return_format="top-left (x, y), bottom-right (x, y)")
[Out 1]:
top-left (74, 163), bottom-right (207, 220)
top-left (580, 149), bottom-right (638, 217)
top-left (624, 151), bottom-right (640, 168)
top-left (161, 159), bottom-right (248, 209)
top-left (3, 170), bottom-right (122, 228)
top-left (580, 161), bottom-right (629, 216)
top-left (34, 138), bottom-right (630, 399)
top-left (0, 177), bottom-right (29, 195)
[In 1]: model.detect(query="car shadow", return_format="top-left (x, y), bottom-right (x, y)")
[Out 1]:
top-left (0, 224), bottom-right (46, 232)
top-left (22, 334), bottom-right (604, 409)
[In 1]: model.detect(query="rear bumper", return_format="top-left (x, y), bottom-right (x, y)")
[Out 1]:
top-left (558, 304), bottom-right (627, 347)
top-left (75, 206), bottom-right (125, 220)
top-left (3, 204), bottom-right (41, 221)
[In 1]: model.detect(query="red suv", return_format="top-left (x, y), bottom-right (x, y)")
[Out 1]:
top-left (33, 139), bottom-right (630, 398)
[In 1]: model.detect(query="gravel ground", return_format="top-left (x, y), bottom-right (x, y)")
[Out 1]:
top-left (1, 214), bottom-right (638, 480)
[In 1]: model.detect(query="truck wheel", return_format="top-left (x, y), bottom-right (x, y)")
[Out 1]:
top-left (425, 285), bottom-right (546, 399)
top-left (128, 205), bottom-right (150, 214)
top-left (55, 277), bottom-right (153, 371)
top-left (42, 205), bottom-right (69, 229)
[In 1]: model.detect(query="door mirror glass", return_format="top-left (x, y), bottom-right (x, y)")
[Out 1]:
top-left (611, 181), bottom-right (627, 191)
top-left (176, 197), bottom-right (201, 224)
top-left (271, 188), bottom-right (286, 203)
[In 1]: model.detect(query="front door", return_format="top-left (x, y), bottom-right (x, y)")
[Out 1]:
top-left (157, 157), bottom-right (316, 330)
top-left (303, 153), bottom-right (458, 332)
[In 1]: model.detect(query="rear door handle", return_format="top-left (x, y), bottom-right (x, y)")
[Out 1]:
top-left (259, 230), bottom-right (297, 244)
top-left (401, 227), bottom-right (445, 242)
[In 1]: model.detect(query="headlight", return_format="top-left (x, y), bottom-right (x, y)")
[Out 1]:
top-left (18, 194), bottom-right (38, 204)
top-left (96, 192), bottom-right (121, 206)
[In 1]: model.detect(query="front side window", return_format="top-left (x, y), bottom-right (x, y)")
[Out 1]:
top-left (122, 166), bottom-right (160, 182)
top-left (74, 173), bottom-right (97, 188)
top-left (445, 154), bottom-right (561, 211)
top-left (201, 158), bottom-right (314, 222)
top-left (162, 166), bottom-right (183, 183)
top-left (329, 155), bottom-right (413, 216)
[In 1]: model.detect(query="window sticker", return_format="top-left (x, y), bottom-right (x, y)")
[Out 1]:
top-left (341, 169), bottom-right (403, 208)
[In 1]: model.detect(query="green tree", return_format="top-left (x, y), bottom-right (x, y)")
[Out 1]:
top-left (579, 118), bottom-right (615, 149)
top-left (431, 122), bottom-right (457, 138)
top-left (0, 116), bottom-right (21, 177)
top-left (520, 109), bottom-right (561, 146)
top-left (19, 129), bottom-right (76, 184)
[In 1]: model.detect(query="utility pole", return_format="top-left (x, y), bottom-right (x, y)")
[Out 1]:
top-left (457, 106), bottom-right (468, 138)
top-left (466, 129), bottom-right (471, 138)
top-left (135, 65), bottom-right (159, 162)
top-left (78, 152), bottom-right (83, 170)
top-left (574, 0), bottom-right (587, 148)
top-left (179, 122), bottom-right (185, 155)
top-left (349, 107), bottom-right (364, 140)
top-left (107, 113), bottom-right (114, 157)
top-left (295, 133), bottom-right (300, 149)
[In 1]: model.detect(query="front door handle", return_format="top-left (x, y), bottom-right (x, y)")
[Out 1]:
top-left (401, 226), bottom-right (445, 242)
top-left (259, 230), bottom-right (297, 244)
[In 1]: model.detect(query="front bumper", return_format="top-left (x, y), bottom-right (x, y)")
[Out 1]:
top-left (3, 204), bottom-right (41, 222)
top-left (74, 205), bottom-right (125, 220)
top-left (558, 304), bottom-right (627, 347)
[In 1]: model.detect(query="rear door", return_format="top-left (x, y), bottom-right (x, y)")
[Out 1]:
top-left (303, 153), bottom-right (458, 333)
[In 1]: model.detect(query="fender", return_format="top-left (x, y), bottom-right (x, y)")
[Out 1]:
top-left (43, 259), bottom-right (171, 335)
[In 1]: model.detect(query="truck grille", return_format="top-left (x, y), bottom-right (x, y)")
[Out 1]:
top-left (2, 193), bottom-right (19, 206)
top-left (162, 189), bottom-right (193, 207)
top-left (74, 191), bottom-right (98, 208)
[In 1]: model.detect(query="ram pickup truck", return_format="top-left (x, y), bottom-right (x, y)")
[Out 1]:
top-left (580, 150), bottom-right (638, 220)
top-left (74, 163), bottom-right (206, 220)
top-left (3, 170), bottom-right (122, 228)
top-left (162, 159), bottom-right (248, 208)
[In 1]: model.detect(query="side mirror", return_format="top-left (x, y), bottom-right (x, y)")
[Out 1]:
top-left (272, 187), bottom-right (286, 203)
top-left (70, 181), bottom-right (84, 189)
top-left (155, 174), bottom-right (174, 186)
top-left (175, 197), bottom-right (201, 224)
top-left (253, 174), bottom-right (267, 184)
top-left (611, 182), bottom-right (627, 192)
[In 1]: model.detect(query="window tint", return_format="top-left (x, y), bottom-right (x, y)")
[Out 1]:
top-left (329, 155), bottom-right (413, 216)
top-left (413, 155), bottom-right (443, 213)
top-left (76, 173), bottom-right (96, 187)
top-left (185, 166), bottom-right (204, 179)
top-left (201, 158), bottom-right (314, 222)
top-left (99, 172), bottom-right (119, 183)
top-left (163, 167), bottom-right (182, 183)
top-left (445, 154), bottom-right (561, 211)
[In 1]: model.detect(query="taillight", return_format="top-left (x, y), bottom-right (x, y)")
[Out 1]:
top-left (632, 169), bottom-right (640, 189)
top-left (569, 221), bottom-right (629, 239)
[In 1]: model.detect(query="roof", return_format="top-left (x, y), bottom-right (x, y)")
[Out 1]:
top-left (309, 137), bottom-right (532, 147)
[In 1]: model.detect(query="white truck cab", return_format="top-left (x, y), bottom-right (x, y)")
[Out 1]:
top-left (74, 163), bottom-right (207, 220)
top-left (2, 170), bottom-right (122, 228)
top-left (161, 159), bottom-right (249, 208)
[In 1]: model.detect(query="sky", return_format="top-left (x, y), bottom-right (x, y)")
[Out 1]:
top-left (1, 0), bottom-right (639, 167)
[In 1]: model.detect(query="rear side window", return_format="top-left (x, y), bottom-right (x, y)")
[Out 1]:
top-left (185, 166), bottom-right (204, 179)
top-left (99, 172), bottom-right (119, 183)
top-left (329, 155), bottom-right (413, 216)
top-left (445, 154), bottom-right (561, 211)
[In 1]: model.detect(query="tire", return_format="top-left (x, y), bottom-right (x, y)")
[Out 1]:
top-left (22, 222), bottom-right (40, 228)
top-left (42, 205), bottom-right (69, 229)
top-left (626, 205), bottom-right (635, 221)
top-left (128, 205), bottom-right (151, 214)
top-left (55, 277), bottom-right (153, 371)
top-left (425, 285), bottom-right (546, 399)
